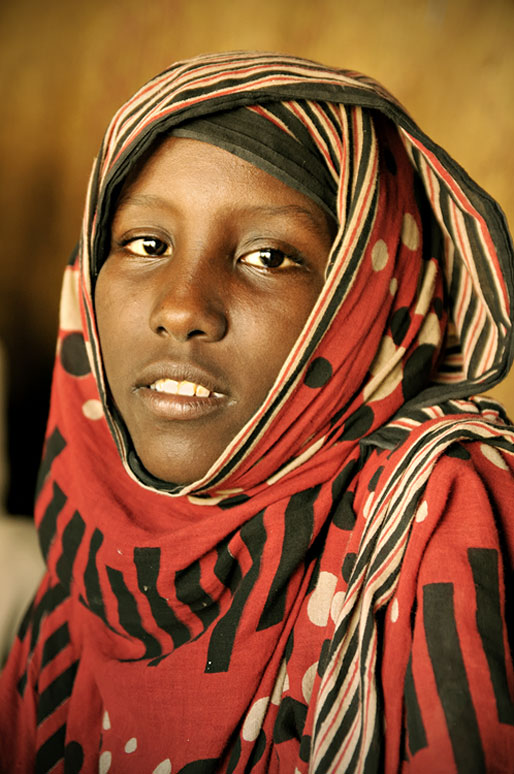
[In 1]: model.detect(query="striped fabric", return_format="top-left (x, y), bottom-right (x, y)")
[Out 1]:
top-left (1, 52), bottom-right (513, 774)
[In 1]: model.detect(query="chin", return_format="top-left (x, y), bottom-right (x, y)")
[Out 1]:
top-left (136, 447), bottom-right (213, 488)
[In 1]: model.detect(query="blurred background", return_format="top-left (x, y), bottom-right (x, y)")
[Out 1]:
top-left (0, 0), bottom-right (513, 516)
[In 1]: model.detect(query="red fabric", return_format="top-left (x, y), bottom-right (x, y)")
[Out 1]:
top-left (1, 53), bottom-right (513, 774)
top-left (2, 441), bottom-right (514, 773)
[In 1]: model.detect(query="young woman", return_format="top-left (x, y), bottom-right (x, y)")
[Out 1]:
top-left (1, 51), bottom-right (513, 774)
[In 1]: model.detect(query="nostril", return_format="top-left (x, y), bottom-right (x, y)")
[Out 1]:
top-left (186, 328), bottom-right (208, 339)
top-left (152, 304), bottom-right (227, 342)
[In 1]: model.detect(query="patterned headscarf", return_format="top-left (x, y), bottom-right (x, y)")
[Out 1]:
top-left (2, 52), bottom-right (513, 774)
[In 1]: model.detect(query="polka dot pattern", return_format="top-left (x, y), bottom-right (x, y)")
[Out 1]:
top-left (390, 308), bottom-right (411, 346)
top-left (363, 335), bottom-right (404, 402)
top-left (403, 344), bottom-right (436, 401)
top-left (418, 312), bottom-right (442, 348)
top-left (152, 760), bottom-right (172, 774)
top-left (307, 571), bottom-right (338, 627)
top-left (60, 332), bottom-right (91, 377)
top-left (99, 751), bottom-right (112, 774)
top-left (368, 466), bottom-right (384, 492)
top-left (445, 443), bottom-right (471, 460)
top-left (82, 399), bottom-right (103, 420)
top-left (300, 735), bottom-right (312, 763)
top-left (371, 239), bottom-right (389, 271)
top-left (270, 660), bottom-right (288, 705)
top-left (301, 662), bottom-right (318, 703)
top-left (341, 405), bottom-right (374, 441)
top-left (480, 443), bottom-right (508, 471)
top-left (415, 500), bottom-right (428, 523)
top-left (401, 213), bottom-right (420, 250)
top-left (242, 696), bottom-right (269, 742)
top-left (60, 268), bottom-right (82, 331)
top-left (102, 711), bottom-right (111, 731)
top-left (330, 591), bottom-right (345, 623)
top-left (333, 491), bottom-right (356, 530)
top-left (304, 357), bottom-right (333, 388)
top-left (390, 598), bottom-right (399, 623)
top-left (342, 553), bottom-right (356, 583)
top-left (124, 737), bottom-right (137, 753)
top-left (64, 741), bottom-right (84, 774)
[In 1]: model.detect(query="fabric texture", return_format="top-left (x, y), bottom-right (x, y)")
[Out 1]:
top-left (1, 51), bottom-right (514, 774)
top-left (171, 105), bottom-right (339, 218)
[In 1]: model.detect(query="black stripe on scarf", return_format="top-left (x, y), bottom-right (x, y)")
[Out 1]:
top-left (35, 724), bottom-right (66, 774)
top-left (55, 511), bottom-right (86, 590)
top-left (404, 653), bottom-right (428, 755)
top-left (36, 661), bottom-right (79, 725)
top-left (35, 427), bottom-right (66, 499)
top-left (423, 582), bottom-right (486, 773)
top-left (38, 482), bottom-right (67, 561)
top-left (175, 560), bottom-right (220, 631)
top-left (134, 546), bottom-right (191, 650)
top-left (206, 511), bottom-right (266, 672)
top-left (40, 623), bottom-right (71, 670)
top-left (106, 566), bottom-right (162, 660)
top-left (257, 485), bottom-right (320, 631)
top-left (214, 535), bottom-right (243, 593)
top-left (467, 548), bottom-right (514, 725)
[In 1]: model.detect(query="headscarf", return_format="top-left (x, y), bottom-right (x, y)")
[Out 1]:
top-left (2, 52), bottom-right (514, 774)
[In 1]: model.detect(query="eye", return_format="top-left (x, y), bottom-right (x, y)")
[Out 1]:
top-left (121, 236), bottom-right (171, 257)
top-left (240, 248), bottom-right (299, 270)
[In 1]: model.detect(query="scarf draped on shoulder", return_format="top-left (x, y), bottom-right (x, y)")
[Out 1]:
top-left (2, 52), bottom-right (514, 774)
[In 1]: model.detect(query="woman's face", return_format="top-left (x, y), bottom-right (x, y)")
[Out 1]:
top-left (95, 137), bottom-right (334, 485)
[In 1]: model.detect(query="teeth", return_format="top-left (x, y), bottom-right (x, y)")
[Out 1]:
top-left (150, 378), bottom-right (212, 397)
top-left (178, 381), bottom-right (195, 396)
top-left (195, 384), bottom-right (210, 397)
top-left (152, 378), bottom-right (179, 394)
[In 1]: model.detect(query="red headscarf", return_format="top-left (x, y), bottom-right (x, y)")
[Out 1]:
top-left (1, 52), bottom-right (513, 774)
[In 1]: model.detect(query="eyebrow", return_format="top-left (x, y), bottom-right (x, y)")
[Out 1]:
top-left (116, 194), bottom-right (334, 238)
top-left (243, 204), bottom-right (333, 237)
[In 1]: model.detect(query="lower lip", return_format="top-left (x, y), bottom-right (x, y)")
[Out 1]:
top-left (136, 386), bottom-right (229, 420)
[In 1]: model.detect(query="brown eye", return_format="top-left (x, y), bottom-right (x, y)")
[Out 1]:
top-left (240, 248), bottom-right (298, 269)
top-left (123, 237), bottom-right (171, 257)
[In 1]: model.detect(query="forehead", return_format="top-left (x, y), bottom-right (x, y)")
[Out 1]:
top-left (113, 136), bottom-right (336, 236)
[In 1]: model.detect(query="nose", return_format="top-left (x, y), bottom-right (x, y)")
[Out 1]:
top-left (148, 252), bottom-right (228, 343)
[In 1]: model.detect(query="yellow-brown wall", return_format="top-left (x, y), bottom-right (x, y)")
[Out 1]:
top-left (1, 0), bottom-right (513, 511)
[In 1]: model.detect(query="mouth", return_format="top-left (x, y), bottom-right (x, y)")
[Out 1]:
top-left (133, 362), bottom-right (231, 421)
top-left (149, 377), bottom-right (223, 399)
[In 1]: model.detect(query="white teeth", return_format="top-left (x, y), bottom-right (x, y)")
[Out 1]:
top-left (151, 378), bottom-right (179, 394)
top-left (195, 384), bottom-right (210, 397)
top-left (150, 378), bottom-right (212, 397)
top-left (178, 381), bottom-right (195, 396)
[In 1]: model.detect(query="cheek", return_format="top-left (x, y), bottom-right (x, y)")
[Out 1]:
top-left (94, 271), bottom-right (138, 385)
top-left (234, 283), bottom-right (321, 397)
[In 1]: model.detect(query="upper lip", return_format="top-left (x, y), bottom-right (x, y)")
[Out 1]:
top-left (134, 360), bottom-right (231, 397)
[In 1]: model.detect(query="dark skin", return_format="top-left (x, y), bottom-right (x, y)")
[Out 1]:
top-left (95, 137), bottom-right (334, 485)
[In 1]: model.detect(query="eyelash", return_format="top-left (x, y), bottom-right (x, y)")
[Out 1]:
top-left (118, 237), bottom-right (302, 270)
top-left (241, 248), bottom-right (301, 270)
top-left (120, 236), bottom-right (170, 257)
